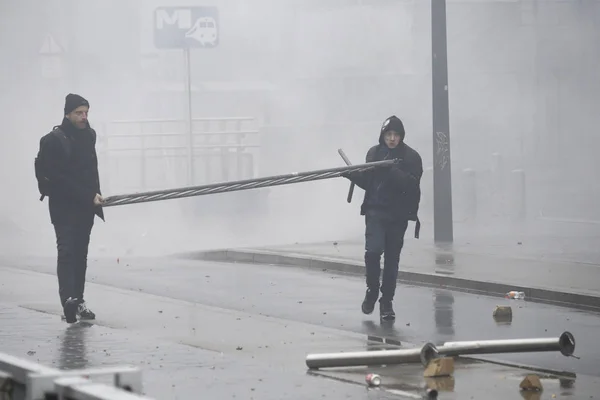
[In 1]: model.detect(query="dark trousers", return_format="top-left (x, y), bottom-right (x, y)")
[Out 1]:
top-left (364, 210), bottom-right (409, 302)
top-left (53, 214), bottom-right (94, 307)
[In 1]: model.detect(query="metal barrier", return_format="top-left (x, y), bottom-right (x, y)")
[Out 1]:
top-left (0, 352), bottom-right (151, 400)
top-left (97, 117), bottom-right (260, 194)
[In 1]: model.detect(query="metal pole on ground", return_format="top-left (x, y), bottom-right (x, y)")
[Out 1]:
top-left (305, 343), bottom-right (439, 369)
top-left (305, 332), bottom-right (576, 370)
top-left (436, 331), bottom-right (576, 358)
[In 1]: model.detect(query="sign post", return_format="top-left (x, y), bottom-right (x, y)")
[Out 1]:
top-left (39, 34), bottom-right (65, 80)
top-left (153, 6), bottom-right (219, 185)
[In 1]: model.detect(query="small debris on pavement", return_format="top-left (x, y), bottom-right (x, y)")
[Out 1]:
top-left (520, 374), bottom-right (543, 391)
top-left (493, 305), bottom-right (513, 324)
top-left (236, 346), bottom-right (243, 350)
top-left (505, 291), bottom-right (526, 300)
top-left (365, 373), bottom-right (381, 387)
top-left (493, 305), bottom-right (512, 317)
top-left (424, 358), bottom-right (454, 378)
top-left (425, 376), bottom-right (455, 391)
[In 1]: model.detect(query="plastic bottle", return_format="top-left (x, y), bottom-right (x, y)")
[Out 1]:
top-left (505, 291), bottom-right (526, 300)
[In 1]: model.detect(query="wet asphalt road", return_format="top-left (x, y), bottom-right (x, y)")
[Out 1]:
top-left (1, 255), bottom-right (599, 398)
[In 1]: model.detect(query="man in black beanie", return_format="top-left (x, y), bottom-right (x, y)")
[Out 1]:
top-left (35, 93), bottom-right (104, 323)
top-left (342, 115), bottom-right (423, 322)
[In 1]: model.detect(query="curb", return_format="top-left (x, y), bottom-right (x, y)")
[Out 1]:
top-left (183, 249), bottom-right (600, 312)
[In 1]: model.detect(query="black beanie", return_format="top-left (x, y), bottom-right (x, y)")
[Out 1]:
top-left (380, 115), bottom-right (405, 141)
top-left (64, 93), bottom-right (89, 115)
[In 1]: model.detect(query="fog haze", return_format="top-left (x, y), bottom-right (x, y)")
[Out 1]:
top-left (1, 0), bottom-right (599, 261)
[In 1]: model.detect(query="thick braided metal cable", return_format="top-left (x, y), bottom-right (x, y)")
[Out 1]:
top-left (102, 159), bottom-right (397, 207)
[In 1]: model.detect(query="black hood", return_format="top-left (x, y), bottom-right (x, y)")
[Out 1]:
top-left (379, 115), bottom-right (405, 145)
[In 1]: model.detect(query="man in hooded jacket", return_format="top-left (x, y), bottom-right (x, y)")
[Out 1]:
top-left (343, 116), bottom-right (423, 321)
top-left (36, 93), bottom-right (105, 323)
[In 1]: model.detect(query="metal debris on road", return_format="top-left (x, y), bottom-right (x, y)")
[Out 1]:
top-left (365, 373), bottom-right (381, 387)
top-left (436, 331), bottom-right (576, 358)
top-left (305, 343), bottom-right (438, 369)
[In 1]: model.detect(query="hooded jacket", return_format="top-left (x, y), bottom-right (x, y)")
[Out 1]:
top-left (347, 116), bottom-right (423, 236)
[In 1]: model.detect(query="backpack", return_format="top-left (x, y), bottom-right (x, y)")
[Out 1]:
top-left (34, 126), bottom-right (72, 201)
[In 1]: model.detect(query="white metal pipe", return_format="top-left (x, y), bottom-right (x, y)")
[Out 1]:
top-left (305, 343), bottom-right (438, 369)
top-left (437, 331), bottom-right (575, 358)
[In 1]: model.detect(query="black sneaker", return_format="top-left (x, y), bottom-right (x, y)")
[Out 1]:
top-left (63, 298), bottom-right (79, 323)
top-left (77, 301), bottom-right (96, 320)
top-left (380, 300), bottom-right (395, 322)
top-left (361, 289), bottom-right (379, 315)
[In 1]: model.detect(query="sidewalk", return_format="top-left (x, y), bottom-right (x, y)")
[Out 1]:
top-left (189, 235), bottom-right (600, 311)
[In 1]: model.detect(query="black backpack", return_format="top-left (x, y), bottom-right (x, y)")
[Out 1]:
top-left (34, 126), bottom-right (72, 201)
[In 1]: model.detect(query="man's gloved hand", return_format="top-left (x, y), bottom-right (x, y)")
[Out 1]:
top-left (389, 163), bottom-right (410, 179)
top-left (391, 158), bottom-right (405, 167)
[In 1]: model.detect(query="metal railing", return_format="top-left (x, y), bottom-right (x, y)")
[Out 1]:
top-left (0, 352), bottom-right (152, 400)
top-left (97, 117), bottom-right (260, 194)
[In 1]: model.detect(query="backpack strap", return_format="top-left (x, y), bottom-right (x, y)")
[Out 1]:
top-left (36, 127), bottom-right (72, 201)
top-left (50, 127), bottom-right (72, 159)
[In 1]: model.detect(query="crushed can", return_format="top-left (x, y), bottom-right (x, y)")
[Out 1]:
top-left (365, 373), bottom-right (381, 387)
top-left (505, 291), bottom-right (526, 300)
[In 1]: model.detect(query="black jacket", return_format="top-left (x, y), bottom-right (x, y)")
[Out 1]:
top-left (348, 139), bottom-right (423, 232)
top-left (41, 118), bottom-right (104, 224)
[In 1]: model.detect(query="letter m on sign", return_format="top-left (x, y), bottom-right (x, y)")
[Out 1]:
top-left (154, 7), bottom-right (192, 49)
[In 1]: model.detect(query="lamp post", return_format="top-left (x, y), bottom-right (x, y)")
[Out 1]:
top-left (431, 0), bottom-right (454, 243)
